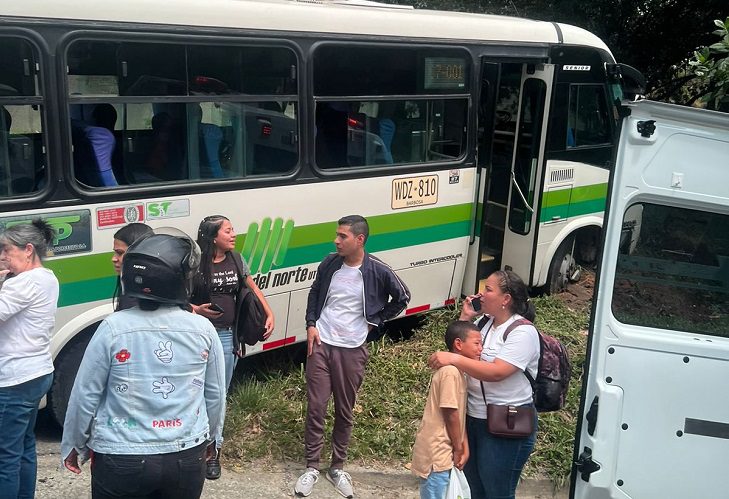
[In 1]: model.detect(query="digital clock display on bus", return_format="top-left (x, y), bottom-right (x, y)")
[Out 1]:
top-left (424, 57), bottom-right (466, 90)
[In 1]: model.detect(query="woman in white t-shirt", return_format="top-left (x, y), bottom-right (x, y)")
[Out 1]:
top-left (429, 270), bottom-right (540, 499)
top-left (0, 219), bottom-right (59, 498)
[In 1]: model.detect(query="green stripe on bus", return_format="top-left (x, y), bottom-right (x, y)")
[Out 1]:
top-left (45, 253), bottom-right (115, 284)
top-left (541, 183), bottom-right (608, 208)
top-left (58, 276), bottom-right (117, 307)
top-left (280, 220), bottom-right (470, 269)
top-left (284, 203), bottom-right (471, 249)
top-left (539, 183), bottom-right (607, 223)
top-left (569, 183), bottom-right (608, 203)
top-left (53, 206), bottom-right (473, 307)
top-left (568, 198), bottom-right (608, 217)
top-left (541, 189), bottom-right (572, 207)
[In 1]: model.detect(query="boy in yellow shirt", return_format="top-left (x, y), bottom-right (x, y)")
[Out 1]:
top-left (411, 321), bottom-right (483, 499)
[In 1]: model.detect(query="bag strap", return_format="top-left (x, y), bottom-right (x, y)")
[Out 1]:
top-left (478, 318), bottom-right (538, 401)
top-left (502, 318), bottom-right (538, 390)
top-left (228, 251), bottom-right (249, 290)
top-left (476, 314), bottom-right (492, 331)
top-left (479, 321), bottom-right (493, 408)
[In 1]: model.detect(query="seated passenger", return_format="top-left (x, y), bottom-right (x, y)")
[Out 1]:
top-left (72, 104), bottom-right (119, 187)
top-left (378, 118), bottom-right (395, 164)
top-left (145, 112), bottom-right (175, 180)
top-left (192, 104), bottom-right (224, 179)
top-left (1, 107), bottom-right (37, 194)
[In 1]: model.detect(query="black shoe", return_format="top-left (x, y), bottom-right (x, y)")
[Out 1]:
top-left (206, 456), bottom-right (221, 480)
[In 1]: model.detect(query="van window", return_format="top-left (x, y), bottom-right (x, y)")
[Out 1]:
top-left (612, 202), bottom-right (729, 337)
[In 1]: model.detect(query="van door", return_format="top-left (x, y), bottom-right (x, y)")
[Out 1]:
top-left (572, 100), bottom-right (729, 498)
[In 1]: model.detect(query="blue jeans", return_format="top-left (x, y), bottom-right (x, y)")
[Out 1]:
top-left (215, 328), bottom-right (237, 448)
top-left (464, 412), bottom-right (537, 499)
top-left (0, 372), bottom-right (53, 499)
top-left (420, 469), bottom-right (450, 499)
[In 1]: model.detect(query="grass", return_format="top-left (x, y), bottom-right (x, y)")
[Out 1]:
top-left (225, 296), bottom-right (589, 485)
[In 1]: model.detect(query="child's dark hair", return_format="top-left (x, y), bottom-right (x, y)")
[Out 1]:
top-left (445, 320), bottom-right (480, 351)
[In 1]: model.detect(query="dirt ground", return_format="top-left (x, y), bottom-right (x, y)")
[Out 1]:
top-left (556, 268), bottom-right (595, 314)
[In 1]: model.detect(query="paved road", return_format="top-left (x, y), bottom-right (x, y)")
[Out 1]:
top-left (35, 412), bottom-right (567, 499)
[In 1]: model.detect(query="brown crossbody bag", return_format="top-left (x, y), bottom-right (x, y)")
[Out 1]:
top-left (479, 319), bottom-right (536, 438)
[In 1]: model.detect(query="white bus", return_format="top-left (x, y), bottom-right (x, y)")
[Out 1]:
top-left (0, 0), bottom-right (640, 424)
top-left (573, 100), bottom-right (729, 498)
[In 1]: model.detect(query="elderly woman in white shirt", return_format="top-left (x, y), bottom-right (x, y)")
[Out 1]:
top-left (0, 219), bottom-right (59, 499)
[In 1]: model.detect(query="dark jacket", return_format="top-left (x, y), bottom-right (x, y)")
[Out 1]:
top-left (305, 252), bottom-right (411, 329)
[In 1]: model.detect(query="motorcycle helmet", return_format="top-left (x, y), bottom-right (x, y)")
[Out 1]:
top-left (121, 227), bottom-right (201, 305)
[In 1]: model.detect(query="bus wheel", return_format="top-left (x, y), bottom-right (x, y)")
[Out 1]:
top-left (48, 334), bottom-right (92, 427)
top-left (548, 236), bottom-right (578, 294)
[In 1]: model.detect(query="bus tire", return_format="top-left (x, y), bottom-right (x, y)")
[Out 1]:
top-left (48, 333), bottom-right (93, 427)
top-left (548, 236), bottom-right (577, 294)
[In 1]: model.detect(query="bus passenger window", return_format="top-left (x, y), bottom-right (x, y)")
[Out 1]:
top-left (66, 40), bottom-right (299, 187)
top-left (0, 37), bottom-right (46, 198)
top-left (313, 44), bottom-right (469, 170)
top-left (0, 106), bottom-right (44, 196)
top-left (567, 85), bottom-right (611, 148)
top-left (314, 98), bottom-right (466, 169)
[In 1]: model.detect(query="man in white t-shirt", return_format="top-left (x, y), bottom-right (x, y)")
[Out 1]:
top-left (295, 215), bottom-right (410, 498)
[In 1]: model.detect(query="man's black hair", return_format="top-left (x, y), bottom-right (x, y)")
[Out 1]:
top-left (338, 214), bottom-right (369, 243)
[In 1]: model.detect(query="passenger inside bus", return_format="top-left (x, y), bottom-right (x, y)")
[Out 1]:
top-left (0, 107), bottom-right (41, 196)
top-left (191, 104), bottom-right (225, 179)
top-left (71, 104), bottom-right (119, 187)
top-left (316, 101), bottom-right (396, 168)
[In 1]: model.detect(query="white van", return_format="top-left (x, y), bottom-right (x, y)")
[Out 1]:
top-left (572, 100), bottom-right (729, 498)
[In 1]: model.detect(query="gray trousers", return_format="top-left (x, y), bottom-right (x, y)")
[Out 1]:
top-left (304, 341), bottom-right (369, 470)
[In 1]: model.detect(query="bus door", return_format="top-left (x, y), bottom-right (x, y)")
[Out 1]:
top-left (475, 62), bottom-right (554, 290)
top-left (572, 100), bottom-right (729, 499)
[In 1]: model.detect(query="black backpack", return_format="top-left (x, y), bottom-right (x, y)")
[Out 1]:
top-left (477, 315), bottom-right (571, 412)
top-left (231, 252), bottom-right (267, 346)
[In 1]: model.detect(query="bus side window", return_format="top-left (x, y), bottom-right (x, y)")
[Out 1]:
top-left (66, 40), bottom-right (299, 187)
top-left (567, 84), bottom-right (611, 148)
top-left (0, 37), bottom-right (46, 198)
top-left (313, 44), bottom-right (469, 170)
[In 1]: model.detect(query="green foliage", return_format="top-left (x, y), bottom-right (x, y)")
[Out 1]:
top-left (689, 18), bottom-right (729, 110)
top-left (381, 0), bottom-right (728, 106)
top-left (225, 297), bottom-right (589, 484)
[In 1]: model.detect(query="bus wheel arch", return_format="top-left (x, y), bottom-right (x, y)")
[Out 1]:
top-left (48, 323), bottom-right (98, 427)
top-left (546, 225), bottom-right (601, 294)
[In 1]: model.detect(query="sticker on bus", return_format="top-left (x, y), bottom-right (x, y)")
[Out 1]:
top-left (2, 210), bottom-right (92, 255)
top-left (146, 199), bottom-right (190, 220)
top-left (391, 175), bottom-right (438, 209)
top-left (96, 204), bottom-right (145, 229)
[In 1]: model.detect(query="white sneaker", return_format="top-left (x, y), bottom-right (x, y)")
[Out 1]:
top-left (294, 467), bottom-right (319, 497)
top-left (326, 468), bottom-right (354, 498)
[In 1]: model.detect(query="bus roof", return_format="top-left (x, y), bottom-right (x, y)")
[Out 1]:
top-left (1, 0), bottom-right (612, 54)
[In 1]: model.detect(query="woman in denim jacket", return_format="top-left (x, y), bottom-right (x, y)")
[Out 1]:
top-left (61, 230), bottom-right (226, 499)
